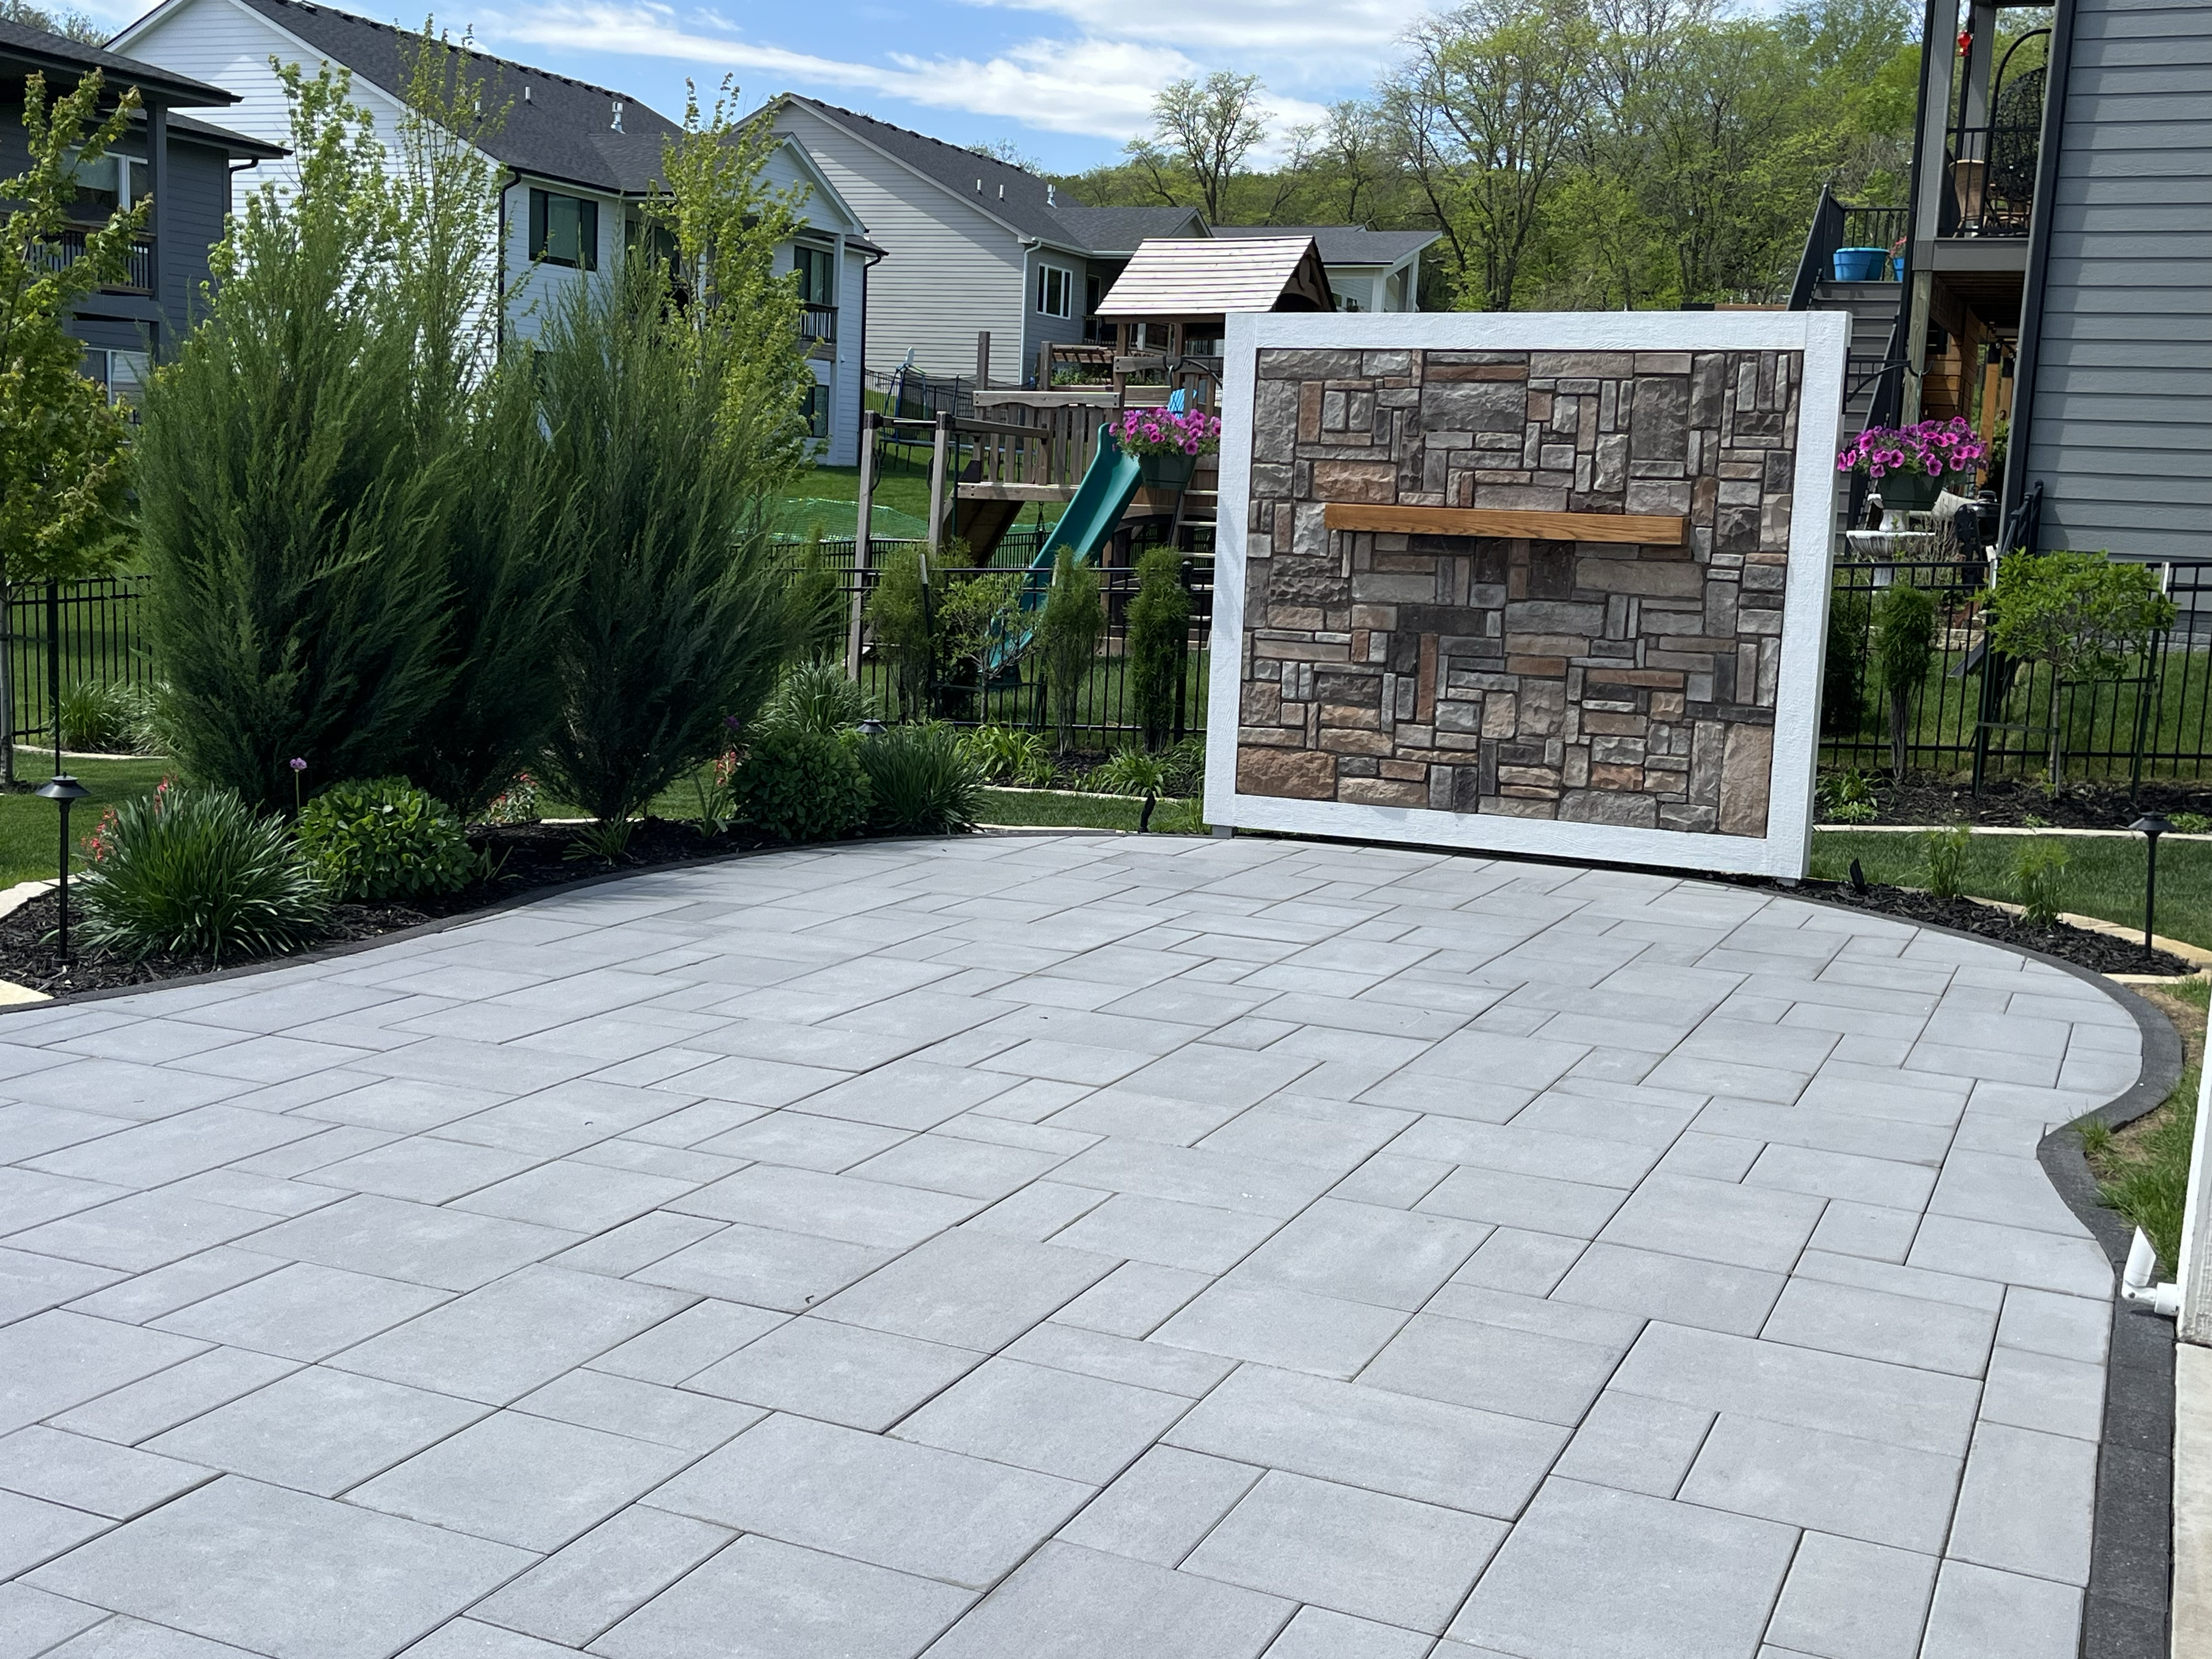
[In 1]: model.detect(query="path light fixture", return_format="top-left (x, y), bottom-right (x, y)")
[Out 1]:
top-left (856, 718), bottom-right (886, 737)
top-left (36, 774), bottom-right (89, 959)
top-left (2130, 814), bottom-right (2172, 960)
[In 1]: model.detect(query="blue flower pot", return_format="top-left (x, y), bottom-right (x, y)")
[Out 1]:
top-left (1832, 247), bottom-right (1888, 282)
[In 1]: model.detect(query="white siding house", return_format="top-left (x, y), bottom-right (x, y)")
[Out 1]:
top-left (110, 0), bottom-right (881, 464)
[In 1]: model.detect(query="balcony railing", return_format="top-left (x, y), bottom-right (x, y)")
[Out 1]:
top-left (1944, 32), bottom-right (2047, 238)
top-left (800, 301), bottom-right (835, 356)
top-left (32, 227), bottom-right (156, 295)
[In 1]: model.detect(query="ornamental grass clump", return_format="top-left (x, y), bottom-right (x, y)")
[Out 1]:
top-left (956, 724), bottom-right (1051, 785)
top-left (857, 724), bottom-right (983, 835)
top-left (77, 782), bottom-right (329, 962)
top-left (757, 658), bottom-right (876, 736)
top-left (294, 777), bottom-right (476, 901)
top-left (2015, 839), bottom-right (2070, 927)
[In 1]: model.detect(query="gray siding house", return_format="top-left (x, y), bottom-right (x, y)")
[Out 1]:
top-left (2013, 0), bottom-right (2210, 560)
top-left (1790, 0), bottom-right (2210, 560)
top-left (768, 97), bottom-right (1436, 386)
top-left (2, 16), bottom-right (280, 395)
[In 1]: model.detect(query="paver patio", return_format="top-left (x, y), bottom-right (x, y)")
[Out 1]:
top-left (0, 833), bottom-right (2141, 1657)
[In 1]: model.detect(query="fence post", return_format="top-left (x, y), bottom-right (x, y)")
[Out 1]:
top-left (847, 411), bottom-right (878, 681)
top-left (44, 580), bottom-right (60, 776)
top-left (0, 578), bottom-right (13, 789)
top-left (927, 411), bottom-right (950, 558)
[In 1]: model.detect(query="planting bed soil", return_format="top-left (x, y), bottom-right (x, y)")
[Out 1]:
top-left (1830, 775), bottom-right (2212, 831)
top-left (0, 817), bottom-right (783, 1000)
top-left (1791, 877), bottom-right (2195, 977)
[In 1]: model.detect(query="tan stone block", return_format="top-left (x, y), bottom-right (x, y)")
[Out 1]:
top-left (1340, 777), bottom-right (1429, 807)
top-left (1481, 695), bottom-right (1519, 738)
top-left (1718, 723), bottom-right (1774, 836)
top-left (1321, 703), bottom-right (1382, 731)
top-left (1589, 763), bottom-right (1645, 791)
top-left (1312, 460), bottom-right (1398, 503)
top-left (1651, 692), bottom-right (1685, 720)
top-left (1238, 746), bottom-right (1337, 800)
top-left (1320, 728), bottom-right (1393, 757)
top-left (1240, 682), bottom-right (1283, 724)
top-left (1507, 656), bottom-right (1568, 678)
top-left (1379, 759), bottom-right (1427, 782)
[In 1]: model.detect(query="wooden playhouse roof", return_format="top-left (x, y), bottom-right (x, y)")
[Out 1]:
top-left (1095, 236), bottom-right (1333, 319)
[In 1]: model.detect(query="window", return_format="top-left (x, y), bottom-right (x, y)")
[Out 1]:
top-left (80, 348), bottom-right (150, 407)
top-left (793, 244), bottom-right (834, 306)
top-left (1035, 263), bottom-right (1073, 319)
top-left (801, 381), bottom-right (830, 441)
top-left (65, 149), bottom-right (142, 217)
top-left (529, 189), bottom-right (598, 269)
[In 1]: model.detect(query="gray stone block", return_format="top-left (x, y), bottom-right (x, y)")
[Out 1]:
top-left (146, 1368), bottom-right (487, 1497)
top-left (1762, 1530), bottom-right (1938, 1659)
top-left (1055, 1446), bottom-right (1262, 1566)
top-left (471, 1504), bottom-right (732, 1647)
top-left (923, 1541), bottom-right (1288, 1659)
top-left (685, 1316), bottom-right (981, 1431)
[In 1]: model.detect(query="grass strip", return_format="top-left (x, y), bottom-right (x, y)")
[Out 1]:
top-left (2085, 979), bottom-right (2207, 1271)
top-left (1812, 828), bottom-right (2212, 950)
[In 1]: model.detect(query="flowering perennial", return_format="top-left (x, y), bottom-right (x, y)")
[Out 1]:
top-left (1109, 406), bottom-right (1222, 459)
top-left (1836, 417), bottom-right (1987, 480)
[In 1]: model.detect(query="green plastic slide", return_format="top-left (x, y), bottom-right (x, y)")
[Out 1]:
top-left (1030, 424), bottom-right (1145, 595)
top-left (984, 423), bottom-right (1147, 675)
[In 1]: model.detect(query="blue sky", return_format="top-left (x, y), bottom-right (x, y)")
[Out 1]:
top-left (103, 0), bottom-right (1441, 171)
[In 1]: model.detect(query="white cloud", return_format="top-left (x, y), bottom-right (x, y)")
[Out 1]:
top-left (482, 2), bottom-right (1332, 146)
top-left (958, 0), bottom-right (1431, 74)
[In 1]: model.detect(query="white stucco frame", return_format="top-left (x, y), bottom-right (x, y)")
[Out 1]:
top-left (1203, 309), bottom-right (1850, 879)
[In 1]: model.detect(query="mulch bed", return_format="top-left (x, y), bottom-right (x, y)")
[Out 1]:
top-left (1831, 775), bottom-right (2212, 831)
top-left (1792, 877), bottom-right (2196, 977)
top-left (0, 817), bottom-right (778, 1000)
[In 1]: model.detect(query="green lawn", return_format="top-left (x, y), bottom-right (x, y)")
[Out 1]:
top-left (0, 754), bottom-right (172, 888)
top-left (2088, 979), bottom-right (2207, 1271)
top-left (779, 449), bottom-right (1058, 546)
top-left (1812, 828), bottom-right (2212, 949)
top-left (978, 787), bottom-right (1204, 834)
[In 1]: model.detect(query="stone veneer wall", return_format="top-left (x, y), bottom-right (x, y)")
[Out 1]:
top-left (1235, 346), bottom-right (1804, 836)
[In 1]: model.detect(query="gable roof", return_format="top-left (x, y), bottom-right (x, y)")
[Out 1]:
top-left (1097, 236), bottom-right (1333, 319)
top-left (776, 97), bottom-right (1209, 258)
top-left (1, 13), bottom-right (238, 104)
top-left (117, 0), bottom-right (682, 193)
top-left (1212, 223), bottom-right (1440, 267)
top-left (1051, 204), bottom-right (1205, 257)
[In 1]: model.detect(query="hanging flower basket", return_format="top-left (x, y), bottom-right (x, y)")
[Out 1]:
top-left (1836, 417), bottom-right (1986, 484)
top-left (1110, 406), bottom-right (1220, 493)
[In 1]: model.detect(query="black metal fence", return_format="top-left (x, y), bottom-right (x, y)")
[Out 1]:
top-left (1822, 556), bottom-right (2212, 785)
top-left (814, 540), bottom-right (1215, 745)
top-left (4, 577), bottom-right (154, 748)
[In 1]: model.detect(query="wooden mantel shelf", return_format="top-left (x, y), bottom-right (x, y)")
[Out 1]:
top-left (1322, 503), bottom-right (1685, 545)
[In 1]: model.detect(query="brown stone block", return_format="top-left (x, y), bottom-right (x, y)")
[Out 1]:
top-left (1585, 668), bottom-right (1685, 690)
top-left (1238, 746), bottom-right (1338, 800)
top-left (1588, 763), bottom-right (1645, 791)
top-left (1320, 727), bottom-right (1395, 756)
top-left (1313, 460), bottom-right (1398, 504)
top-left (1581, 710), bottom-right (1647, 736)
top-left (1298, 380), bottom-right (1324, 443)
top-left (1717, 723), bottom-right (1774, 836)
top-left (1379, 759), bottom-right (1427, 782)
top-left (1506, 656), bottom-right (1568, 677)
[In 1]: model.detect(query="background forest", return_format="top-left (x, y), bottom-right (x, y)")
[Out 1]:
top-left (1048, 0), bottom-right (1944, 312)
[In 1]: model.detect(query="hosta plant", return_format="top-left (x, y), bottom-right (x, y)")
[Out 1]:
top-left (730, 726), bottom-right (870, 843)
top-left (77, 782), bottom-right (329, 961)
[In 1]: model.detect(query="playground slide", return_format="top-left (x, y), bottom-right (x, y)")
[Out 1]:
top-left (981, 424), bottom-right (1144, 676)
top-left (1032, 424), bottom-right (1144, 592)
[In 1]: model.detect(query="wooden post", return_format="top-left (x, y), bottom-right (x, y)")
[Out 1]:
top-left (846, 410), bottom-right (878, 680)
top-left (927, 410), bottom-right (951, 557)
top-left (1036, 340), bottom-right (1052, 391)
top-left (975, 331), bottom-right (991, 390)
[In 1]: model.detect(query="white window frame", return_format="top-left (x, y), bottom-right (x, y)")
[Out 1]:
top-left (1035, 262), bottom-right (1074, 319)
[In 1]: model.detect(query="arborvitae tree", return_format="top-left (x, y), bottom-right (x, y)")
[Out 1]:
top-left (136, 67), bottom-right (455, 813)
top-left (1037, 548), bottom-right (1104, 754)
top-left (1125, 545), bottom-right (1190, 751)
top-left (387, 36), bottom-right (571, 817)
top-left (531, 254), bottom-right (793, 838)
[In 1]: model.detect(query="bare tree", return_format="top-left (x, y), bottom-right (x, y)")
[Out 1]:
top-left (1, 0), bottom-right (106, 43)
top-left (1131, 71), bottom-right (1272, 224)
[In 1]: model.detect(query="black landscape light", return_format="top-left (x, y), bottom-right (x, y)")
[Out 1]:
top-left (2131, 814), bottom-right (2174, 960)
top-left (856, 718), bottom-right (887, 737)
top-left (37, 774), bottom-right (89, 958)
